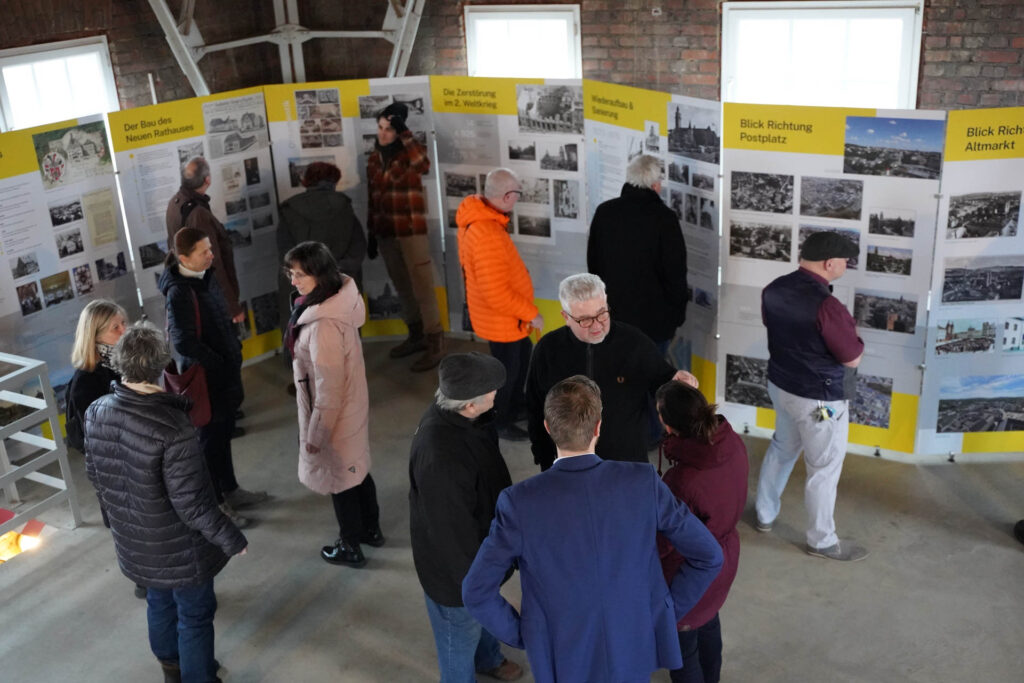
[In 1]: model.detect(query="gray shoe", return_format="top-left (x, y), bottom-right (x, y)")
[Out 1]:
top-left (806, 540), bottom-right (868, 562)
top-left (219, 502), bottom-right (252, 529)
top-left (755, 517), bottom-right (774, 533)
top-left (224, 487), bottom-right (268, 509)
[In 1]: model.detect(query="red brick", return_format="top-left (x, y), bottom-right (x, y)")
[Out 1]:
top-left (978, 50), bottom-right (1020, 63)
top-left (924, 36), bottom-right (947, 49)
top-left (1012, 37), bottom-right (1024, 49)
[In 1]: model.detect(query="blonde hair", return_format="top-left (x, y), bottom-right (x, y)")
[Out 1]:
top-left (71, 299), bottom-right (127, 371)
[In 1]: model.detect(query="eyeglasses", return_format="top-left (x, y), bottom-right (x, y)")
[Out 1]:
top-left (283, 268), bottom-right (311, 280)
top-left (565, 308), bottom-right (610, 328)
top-left (505, 190), bottom-right (523, 198)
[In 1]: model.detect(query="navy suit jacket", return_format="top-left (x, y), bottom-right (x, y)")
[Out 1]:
top-left (462, 453), bottom-right (723, 683)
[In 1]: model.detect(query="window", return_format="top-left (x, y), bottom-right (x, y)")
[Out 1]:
top-left (0, 37), bottom-right (120, 132)
top-left (722, 1), bottom-right (924, 108)
top-left (465, 5), bottom-right (581, 79)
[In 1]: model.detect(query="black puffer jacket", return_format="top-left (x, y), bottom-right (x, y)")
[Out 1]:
top-left (158, 264), bottom-right (244, 419)
top-left (84, 384), bottom-right (247, 588)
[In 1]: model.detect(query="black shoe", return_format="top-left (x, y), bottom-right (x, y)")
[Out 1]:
top-left (234, 409), bottom-right (245, 420)
top-left (361, 527), bottom-right (386, 548)
top-left (158, 659), bottom-right (181, 683)
top-left (134, 583), bottom-right (147, 599)
top-left (321, 539), bottom-right (366, 567)
top-left (231, 426), bottom-right (246, 439)
top-left (498, 424), bottom-right (529, 442)
top-left (1014, 520), bottom-right (1024, 546)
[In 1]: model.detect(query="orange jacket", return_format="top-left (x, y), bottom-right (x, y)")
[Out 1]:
top-left (456, 196), bottom-right (538, 343)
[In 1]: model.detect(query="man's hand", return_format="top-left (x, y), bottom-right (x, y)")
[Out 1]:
top-left (237, 547), bottom-right (248, 556)
top-left (529, 314), bottom-right (544, 331)
top-left (232, 312), bottom-right (246, 323)
top-left (673, 370), bottom-right (699, 388)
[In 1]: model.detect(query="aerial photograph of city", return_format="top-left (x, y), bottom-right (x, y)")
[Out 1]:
top-left (945, 190), bottom-right (1020, 239)
top-left (851, 374), bottom-right (893, 428)
top-left (724, 354), bottom-right (771, 408)
top-left (937, 374), bottom-right (1024, 433)
top-left (865, 245), bottom-right (913, 276)
top-left (731, 171), bottom-right (794, 214)
top-left (854, 288), bottom-right (917, 334)
top-left (941, 256), bottom-right (1024, 303)
top-left (934, 318), bottom-right (997, 354)
top-left (799, 176), bottom-right (864, 220)
top-left (868, 207), bottom-right (916, 237)
top-left (842, 116), bottom-right (945, 180)
top-left (730, 222), bottom-right (792, 262)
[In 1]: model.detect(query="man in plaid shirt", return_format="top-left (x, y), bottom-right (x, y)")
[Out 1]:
top-left (367, 102), bottom-right (446, 372)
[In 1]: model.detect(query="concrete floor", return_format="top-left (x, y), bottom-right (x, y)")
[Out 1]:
top-left (2, 338), bottom-right (1023, 682)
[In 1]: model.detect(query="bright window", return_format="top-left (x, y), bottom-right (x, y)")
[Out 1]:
top-left (722, 1), bottom-right (924, 108)
top-left (0, 37), bottom-right (120, 132)
top-left (465, 5), bottom-right (582, 79)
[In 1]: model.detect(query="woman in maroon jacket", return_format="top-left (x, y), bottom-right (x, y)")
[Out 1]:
top-left (656, 380), bottom-right (749, 683)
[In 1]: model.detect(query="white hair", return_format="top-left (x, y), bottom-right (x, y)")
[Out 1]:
top-left (434, 388), bottom-right (490, 414)
top-left (559, 273), bottom-right (606, 312)
top-left (483, 168), bottom-right (520, 200)
top-left (625, 154), bottom-right (662, 189)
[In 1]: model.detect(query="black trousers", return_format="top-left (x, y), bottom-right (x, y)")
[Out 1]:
top-left (489, 336), bottom-right (532, 429)
top-left (669, 613), bottom-right (722, 683)
top-left (330, 474), bottom-right (380, 545)
top-left (197, 414), bottom-right (238, 503)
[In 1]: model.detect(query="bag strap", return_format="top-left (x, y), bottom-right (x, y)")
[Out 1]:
top-left (190, 289), bottom-right (202, 338)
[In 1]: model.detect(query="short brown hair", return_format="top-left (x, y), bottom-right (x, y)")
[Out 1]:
top-left (301, 161), bottom-right (341, 187)
top-left (543, 375), bottom-right (602, 452)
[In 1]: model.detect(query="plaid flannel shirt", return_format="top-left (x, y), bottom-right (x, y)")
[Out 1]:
top-left (366, 130), bottom-right (431, 238)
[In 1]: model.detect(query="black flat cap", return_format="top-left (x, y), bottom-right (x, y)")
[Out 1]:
top-left (801, 232), bottom-right (859, 261)
top-left (439, 352), bottom-right (506, 400)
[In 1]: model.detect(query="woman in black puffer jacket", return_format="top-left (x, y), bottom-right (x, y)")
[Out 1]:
top-left (84, 321), bottom-right (246, 683)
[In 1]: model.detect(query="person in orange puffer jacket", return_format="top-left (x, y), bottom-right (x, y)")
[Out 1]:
top-left (456, 168), bottom-right (544, 442)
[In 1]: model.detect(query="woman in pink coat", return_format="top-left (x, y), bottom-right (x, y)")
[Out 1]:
top-left (284, 241), bottom-right (382, 568)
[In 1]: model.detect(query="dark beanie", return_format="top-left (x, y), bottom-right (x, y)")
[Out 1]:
top-left (438, 352), bottom-right (506, 400)
top-left (800, 231), bottom-right (858, 261)
top-left (379, 102), bottom-right (409, 124)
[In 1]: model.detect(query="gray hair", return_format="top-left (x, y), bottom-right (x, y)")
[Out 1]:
top-left (483, 168), bottom-right (520, 200)
top-left (558, 273), bottom-right (606, 312)
top-left (434, 387), bottom-right (489, 414)
top-left (112, 321), bottom-right (171, 384)
top-left (181, 156), bottom-right (210, 190)
top-left (625, 154), bottom-right (662, 189)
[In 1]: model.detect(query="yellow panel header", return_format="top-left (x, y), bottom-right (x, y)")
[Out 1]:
top-left (583, 79), bottom-right (671, 132)
top-left (724, 103), bottom-right (874, 155)
top-left (430, 76), bottom-right (537, 116)
top-left (263, 80), bottom-right (369, 123)
top-left (108, 97), bottom-right (203, 151)
top-left (0, 126), bottom-right (51, 180)
top-left (945, 107), bottom-right (1024, 162)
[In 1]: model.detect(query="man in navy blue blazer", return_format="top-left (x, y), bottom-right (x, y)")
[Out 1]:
top-left (463, 375), bottom-right (723, 683)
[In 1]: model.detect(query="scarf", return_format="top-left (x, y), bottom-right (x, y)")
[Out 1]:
top-left (284, 294), bottom-right (310, 357)
top-left (375, 137), bottom-right (403, 168)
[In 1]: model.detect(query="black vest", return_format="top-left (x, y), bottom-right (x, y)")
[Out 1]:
top-left (763, 269), bottom-right (847, 401)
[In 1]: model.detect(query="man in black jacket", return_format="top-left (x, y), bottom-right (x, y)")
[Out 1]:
top-left (85, 322), bottom-right (247, 683)
top-left (409, 353), bottom-right (523, 682)
top-left (587, 154), bottom-right (688, 352)
top-left (526, 274), bottom-right (698, 470)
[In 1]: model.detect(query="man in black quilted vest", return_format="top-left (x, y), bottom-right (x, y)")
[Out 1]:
top-left (85, 322), bottom-right (247, 683)
top-left (755, 232), bottom-right (868, 562)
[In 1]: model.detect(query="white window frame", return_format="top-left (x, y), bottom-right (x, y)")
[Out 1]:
top-left (721, 0), bottom-right (924, 109)
top-left (465, 4), bottom-right (582, 79)
top-left (0, 36), bottom-right (120, 132)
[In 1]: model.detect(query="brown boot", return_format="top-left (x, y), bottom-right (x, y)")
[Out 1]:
top-left (389, 322), bottom-right (426, 358)
top-left (410, 331), bottom-right (446, 372)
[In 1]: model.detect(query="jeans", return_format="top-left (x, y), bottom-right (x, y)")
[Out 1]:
top-left (489, 337), bottom-right (532, 430)
top-left (669, 613), bottom-right (722, 683)
top-left (198, 415), bottom-right (239, 503)
top-left (147, 579), bottom-right (219, 683)
top-left (755, 381), bottom-right (849, 548)
top-left (330, 474), bottom-right (381, 545)
top-left (424, 593), bottom-right (505, 682)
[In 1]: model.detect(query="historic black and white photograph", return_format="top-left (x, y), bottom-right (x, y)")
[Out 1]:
top-left (295, 90), bottom-right (317, 106)
top-left (937, 374), bottom-right (1024, 433)
top-left (508, 140), bottom-right (536, 161)
top-left (941, 256), bottom-right (1024, 303)
top-left (843, 116), bottom-right (944, 180)
top-left (251, 291), bottom-right (280, 334)
top-left (177, 141), bottom-right (204, 169)
top-left (865, 245), bottom-right (912, 276)
top-left (667, 102), bottom-right (720, 163)
top-left (553, 179), bottom-right (579, 219)
top-left (692, 172), bottom-right (715, 191)
top-left (670, 190), bottom-right (684, 221)
top-left (138, 240), bottom-right (167, 270)
top-left (730, 171), bottom-right (794, 214)
top-left (367, 281), bottom-right (403, 320)
top-left (17, 282), bottom-right (42, 316)
top-left (1004, 317), bottom-right (1024, 352)
top-left (868, 208), bottom-right (915, 237)
top-left (225, 197), bottom-right (248, 216)
top-left (519, 176), bottom-right (550, 205)
top-left (685, 193), bottom-right (699, 226)
top-left (248, 191), bottom-right (271, 210)
top-left (40, 271), bottom-right (75, 307)
top-left (854, 288), bottom-right (917, 334)
top-left (322, 133), bottom-right (343, 147)
top-left (799, 176), bottom-right (863, 220)
top-left (934, 319), bottom-right (997, 355)
top-left (9, 252), bottom-right (39, 279)
top-left (700, 197), bottom-right (716, 230)
top-left (244, 157), bottom-right (261, 185)
top-left (945, 191), bottom-right (1020, 239)
top-left (72, 263), bottom-right (94, 296)
top-left (730, 222), bottom-right (792, 262)
top-left (49, 197), bottom-right (84, 227)
top-left (296, 88), bottom-right (342, 149)
top-left (626, 134), bottom-right (644, 162)
top-left (668, 160), bottom-right (689, 184)
top-left (252, 212), bottom-right (274, 230)
top-left (798, 226), bottom-right (860, 268)
top-left (55, 228), bottom-right (84, 258)
top-left (446, 207), bottom-right (458, 229)
top-left (644, 122), bottom-right (660, 153)
top-left (516, 84), bottom-right (583, 135)
top-left (851, 374), bottom-right (893, 428)
top-left (724, 354), bottom-right (771, 408)
top-left (517, 213), bottom-right (552, 239)
top-left (358, 94), bottom-right (391, 120)
top-left (361, 134), bottom-right (379, 157)
top-left (288, 156), bottom-right (334, 187)
top-left (538, 142), bottom-right (579, 171)
top-left (445, 172), bottom-right (477, 198)
top-left (224, 218), bottom-right (252, 247)
top-left (95, 252), bottom-right (127, 281)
